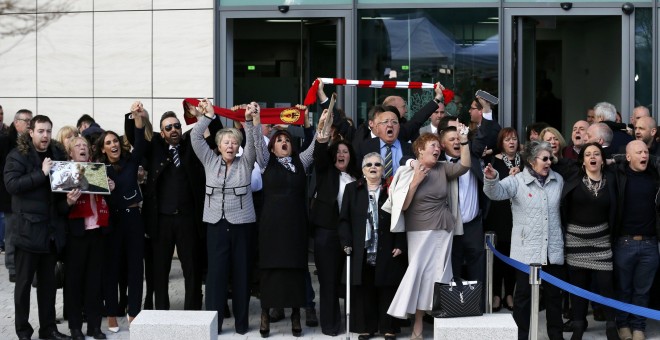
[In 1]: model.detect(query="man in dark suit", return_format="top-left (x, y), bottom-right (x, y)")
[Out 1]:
top-left (469, 97), bottom-right (502, 158)
top-left (355, 105), bottom-right (413, 176)
top-left (125, 111), bottom-right (220, 311)
top-left (593, 101), bottom-right (632, 154)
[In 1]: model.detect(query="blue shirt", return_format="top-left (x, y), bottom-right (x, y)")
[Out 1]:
top-left (379, 139), bottom-right (403, 176)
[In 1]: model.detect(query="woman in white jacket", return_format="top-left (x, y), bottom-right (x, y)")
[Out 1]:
top-left (483, 140), bottom-right (565, 340)
top-left (384, 127), bottom-right (471, 339)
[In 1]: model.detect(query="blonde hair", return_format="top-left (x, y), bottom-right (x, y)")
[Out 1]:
top-left (56, 125), bottom-right (80, 145)
top-left (539, 127), bottom-right (566, 157)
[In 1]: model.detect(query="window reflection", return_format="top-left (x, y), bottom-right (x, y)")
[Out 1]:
top-left (357, 8), bottom-right (499, 126)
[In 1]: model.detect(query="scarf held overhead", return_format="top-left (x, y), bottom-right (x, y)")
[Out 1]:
top-left (182, 98), bottom-right (306, 126)
top-left (304, 78), bottom-right (455, 106)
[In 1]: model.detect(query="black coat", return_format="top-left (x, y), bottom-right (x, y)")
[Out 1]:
top-left (309, 141), bottom-right (342, 230)
top-left (4, 135), bottom-right (69, 253)
top-left (0, 124), bottom-right (20, 212)
top-left (124, 114), bottom-right (222, 240)
top-left (338, 179), bottom-right (407, 287)
top-left (471, 118), bottom-right (502, 158)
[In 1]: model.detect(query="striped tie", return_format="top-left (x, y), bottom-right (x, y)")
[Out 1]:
top-left (384, 144), bottom-right (392, 178)
top-left (171, 146), bottom-right (181, 168)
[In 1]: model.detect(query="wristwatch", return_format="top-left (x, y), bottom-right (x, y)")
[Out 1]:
top-left (433, 98), bottom-right (442, 104)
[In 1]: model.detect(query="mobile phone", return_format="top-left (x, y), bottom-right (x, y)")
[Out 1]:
top-left (476, 90), bottom-right (499, 105)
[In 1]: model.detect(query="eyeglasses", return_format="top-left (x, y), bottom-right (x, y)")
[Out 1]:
top-left (163, 123), bottom-right (182, 132)
top-left (376, 120), bottom-right (399, 126)
top-left (363, 162), bottom-right (383, 168)
top-left (536, 156), bottom-right (551, 162)
top-left (469, 107), bottom-right (479, 111)
top-left (16, 118), bottom-right (31, 123)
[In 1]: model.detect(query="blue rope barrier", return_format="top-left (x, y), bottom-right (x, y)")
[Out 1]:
top-left (485, 239), bottom-right (660, 321)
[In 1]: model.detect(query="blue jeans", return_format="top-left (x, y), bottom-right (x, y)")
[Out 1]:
top-left (614, 236), bottom-right (659, 331)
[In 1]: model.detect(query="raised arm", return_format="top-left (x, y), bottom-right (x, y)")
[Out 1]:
top-left (402, 161), bottom-right (428, 211)
top-left (190, 99), bottom-right (217, 165)
top-left (240, 102), bottom-right (261, 168)
top-left (483, 163), bottom-right (519, 201)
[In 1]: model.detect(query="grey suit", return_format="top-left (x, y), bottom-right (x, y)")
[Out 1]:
top-left (418, 124), bottom-right (437, 135)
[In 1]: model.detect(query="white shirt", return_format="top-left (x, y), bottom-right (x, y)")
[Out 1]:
top-left (445, 154), bottom-right (479, 223)
top-left (482, 110), bottom-right (493, 121)
top-left (337, 172), bottom-right (356, 210)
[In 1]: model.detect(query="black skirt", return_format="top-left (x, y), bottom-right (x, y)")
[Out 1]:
top-left (260, 268), bottom-right (306, 308)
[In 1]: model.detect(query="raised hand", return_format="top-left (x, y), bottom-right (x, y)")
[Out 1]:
top-left (42, 157), bottom-right (53, 176)
top-left (484, 163), bottom-right (497, 179)
top-left (66, 188), bottom-right (82, 206)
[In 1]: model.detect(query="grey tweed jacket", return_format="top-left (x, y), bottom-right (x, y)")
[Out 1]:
top-left (191, 116), bottom-right (263, 224)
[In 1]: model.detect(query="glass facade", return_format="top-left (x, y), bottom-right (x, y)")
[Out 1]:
top-left (635, 8), bottom-right (653, 109)
top-left (356, 8), bottom-right (499, 126)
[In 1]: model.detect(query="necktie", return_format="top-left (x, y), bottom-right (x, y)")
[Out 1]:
top-left (384, 144), bottom-right (393, 178)
top-left (171, 146), bottom-right (180, 168)
top-left (450, 157), bottom-right (460, 163)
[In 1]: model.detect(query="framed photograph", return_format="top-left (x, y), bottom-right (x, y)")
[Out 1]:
top-left (49, 161), bottom-right (111, 195)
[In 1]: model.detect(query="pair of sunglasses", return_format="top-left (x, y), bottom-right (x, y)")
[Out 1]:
top-left (163, 123), bottom-right (182, 132)
top-left (363, 162), bottom-right (383, 168)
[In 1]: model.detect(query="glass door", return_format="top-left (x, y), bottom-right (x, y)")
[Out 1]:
top-left (502, 8), bottom-right (633, 138)
top-left (218, 9), bottom-right (354, 121)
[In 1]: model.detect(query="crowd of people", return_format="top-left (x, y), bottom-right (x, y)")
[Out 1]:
top-left (0, 82), bottom-right (659, 340)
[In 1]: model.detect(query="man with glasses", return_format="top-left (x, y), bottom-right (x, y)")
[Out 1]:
top-left (356, 105), bottom-right (413, 179)
top-left (1, 109), bottom-right (33, 282)
top-left (125, 110), bottom-right (221, 311)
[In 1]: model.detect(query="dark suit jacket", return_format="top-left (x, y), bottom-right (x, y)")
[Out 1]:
top-left (471, 118), bottom-right (502, 158)
top-left (356, 137), bottom-right (413, 169)
top-left (338, 178), bottom-right (407, 286)
top-left (124, 114), bottom-right (222, 240)
top-left (398, 100), bottom-right (439, 143)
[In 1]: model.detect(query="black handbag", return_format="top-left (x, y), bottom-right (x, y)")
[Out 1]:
top-left (431, 277), bottom-right (483, 318)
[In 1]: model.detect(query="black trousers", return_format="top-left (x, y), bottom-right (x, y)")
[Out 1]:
top-left (313, 227), bottom-right (343, 335)
top-left (5, 212), bottom-right (15, 275)
top-left (103, 207), bottom-right (144, 317)
top-left (493, 241), bottom-right (516, 299)
top-left (15, 247), bottom-right (58, 339)
top-left (351, 258), bottom-right (397, 335)
top-left (153, 213), bottom-right (202, 310)
top-left (205, 219), bottom-right (252, 334)
top-left (64, 228), bottom-right (104, 331)
top-left (513, 263), bottom-right (564, 340)
top-left (451, 215), bottom-right (485, 283)
top-left (569, 267), bottom-right (615, 323)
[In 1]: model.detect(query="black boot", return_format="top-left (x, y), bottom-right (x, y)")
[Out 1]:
top-left (570, 321), bottom-right (586, 340)
top-left (260, 309), bottom-right (270, 338)
top-left (605, 321), bottom-right (618, 340)
top-left (291, 308), bottom-right (302, 337)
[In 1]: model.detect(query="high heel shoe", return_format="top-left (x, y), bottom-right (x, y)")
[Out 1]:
top-left (260, 309), bottom-right (270, 338)
top-left (504, 295), bottom-right (514, 311)
top-left (291, 308), bottom-right (302, 337)
top-left (492, 296), bottom-right (502, 312)
top-left (410, 331), bottom-right (423, 340)
top-left (107, 316), bottom-right (119, 333)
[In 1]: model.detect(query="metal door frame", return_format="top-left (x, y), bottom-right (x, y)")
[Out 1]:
top-left (500, 8), bottom-right (633, 134)
top-left (217, 9), bottom-right (355, 114)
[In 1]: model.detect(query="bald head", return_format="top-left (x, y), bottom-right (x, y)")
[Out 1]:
top-left (626, 140), bottom-right (650, 172)
top-left (634, 116), bottom-right (657, 147)
top-left (632, 106), bottom-right (651, 124)
top-left (383, 96), bottom-right (407, 118)
top-left (586, 123), bottom-right (613, 147)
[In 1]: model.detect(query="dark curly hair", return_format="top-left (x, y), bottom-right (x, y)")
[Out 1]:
top-left (328, 140), bottom-right (360, 179)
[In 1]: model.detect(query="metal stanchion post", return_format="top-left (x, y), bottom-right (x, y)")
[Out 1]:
top-left (345, 247), bottom-right (352, 340)
top-left (529, 264), bottom-right (542, 340)
top-left (484, 232), bottom-right (497, 314)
